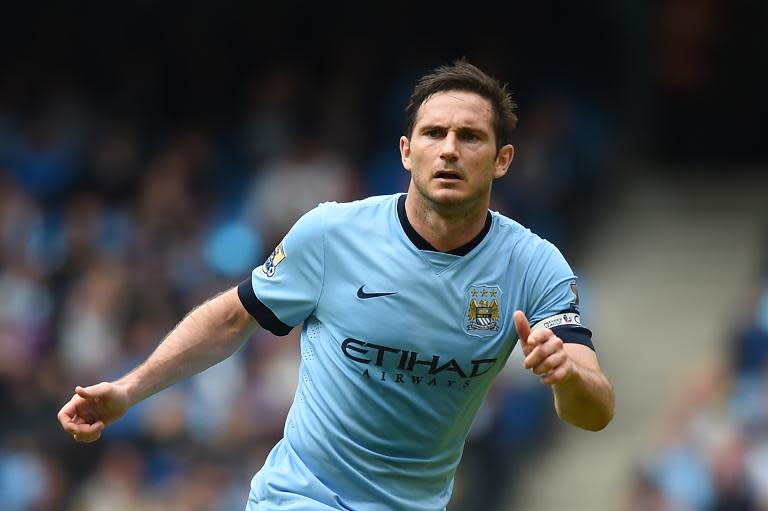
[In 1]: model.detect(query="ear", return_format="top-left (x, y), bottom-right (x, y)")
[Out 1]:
top-left (494, 144), bottom-right (515, 179)
top-left (400, 136), bottom-right (412, 172)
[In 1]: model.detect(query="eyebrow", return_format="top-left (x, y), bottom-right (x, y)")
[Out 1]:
top-left (419, 124), bottom-right (488, 136)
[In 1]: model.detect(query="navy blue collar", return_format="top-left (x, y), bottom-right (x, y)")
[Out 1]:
top-left (396, 194), bottom-right (492, 256)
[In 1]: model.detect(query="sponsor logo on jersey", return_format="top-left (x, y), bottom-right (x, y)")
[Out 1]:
top-left (261, 241), bottom-right (286, 277)
top-left (357, 286), bottom-right (398, 299)
top-left (341, 337), bottom-right (498, 388)
top-left (465, 285), bottom-right (502, 336)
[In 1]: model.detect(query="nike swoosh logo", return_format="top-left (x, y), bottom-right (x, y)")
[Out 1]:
top-left (357, 286), bottom-right (398, 299)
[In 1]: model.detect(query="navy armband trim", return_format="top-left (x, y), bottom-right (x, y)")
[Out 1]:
top-left (237, 279), bottom-right (292, 336)
top-left (551, 325), bottom-right (595, 351)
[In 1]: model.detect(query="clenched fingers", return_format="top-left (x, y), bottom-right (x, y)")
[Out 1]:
top-left (540, 365), bottom-right (570, 385)
top-left (58, 407), bottom-right (106, 440)
top-left (532, 350), bottom-right (567, 376)
top-left (58, 394), bottom-right (104, 441)
top-left (67, 420), bottom-right (105, 442)
top-left (57, 396), bottom-right (79, 428)
top-left (523, 336), bottom-right (564, 370)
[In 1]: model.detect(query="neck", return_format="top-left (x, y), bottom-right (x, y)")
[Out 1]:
top-left (404, 186), bottom-right (490, 252)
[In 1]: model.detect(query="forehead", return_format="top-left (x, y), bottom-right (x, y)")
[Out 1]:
top-left (415, 90), bottom-right (494, 129)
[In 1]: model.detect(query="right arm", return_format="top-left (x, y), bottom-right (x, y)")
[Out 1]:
top-left (57, 286), bottom-right (259, 442)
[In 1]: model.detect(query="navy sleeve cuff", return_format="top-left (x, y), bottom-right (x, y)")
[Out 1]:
top-left (551, 325), bottom-right (595, 351)
top-left (237, 279), bottom-right (293, 336)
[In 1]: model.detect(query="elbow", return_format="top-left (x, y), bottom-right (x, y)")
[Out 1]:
top-left (563, 410), bottom-right (612, 432)
top-left (567, 407), bottom-right (613, 432)
top-left (584, 393), bottom-right (615, 432)
top-left (587, 378), bottom-right (616, 431)
top-left (554, 373), bottom-right (615, 431)
top-left (559, 391), bottom-right (615, 432)
top-left (584, 409), bottom-right (613, 432)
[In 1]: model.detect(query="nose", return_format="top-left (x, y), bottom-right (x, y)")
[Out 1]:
top-left (439, 132), bottom-right (459, 162)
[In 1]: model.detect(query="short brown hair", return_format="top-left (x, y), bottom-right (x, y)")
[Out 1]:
top-left (404, 59), bottom-right (518, 150)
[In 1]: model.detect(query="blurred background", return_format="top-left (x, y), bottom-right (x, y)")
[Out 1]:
top-left (1, 1), bottom-right (767, 510)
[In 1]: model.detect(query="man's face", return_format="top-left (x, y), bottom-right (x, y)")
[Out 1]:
top-left (400, 90), bottom-right (514, 210)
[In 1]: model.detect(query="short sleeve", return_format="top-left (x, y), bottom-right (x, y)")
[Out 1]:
top-left (525, 241), bottom-right (594, 349)
top-left (237, 204), bottom-right (326, 336)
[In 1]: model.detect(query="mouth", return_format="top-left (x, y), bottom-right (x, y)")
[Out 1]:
top-left (433, 170), bottom-right (462, 181)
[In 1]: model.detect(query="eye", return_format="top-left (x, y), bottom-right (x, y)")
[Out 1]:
top-left (459, 131), bottom-right (480, 141)
top-left (424, 128), bottom-right (444, 138)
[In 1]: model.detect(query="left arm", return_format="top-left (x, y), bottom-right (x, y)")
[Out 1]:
top-left (514, 310), bottom-right (614, 431)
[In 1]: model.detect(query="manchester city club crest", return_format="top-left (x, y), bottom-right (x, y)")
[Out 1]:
top-left (465, 285), bottom-right (502, 337)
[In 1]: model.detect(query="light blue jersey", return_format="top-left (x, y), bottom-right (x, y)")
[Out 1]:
top-left (238, 194), bottom-right (592, 510)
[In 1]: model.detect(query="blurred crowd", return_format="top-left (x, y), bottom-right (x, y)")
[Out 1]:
top-left (0, 48), bottom-right (612, 511)
top-left (630, 255), bottom-right (768, 511)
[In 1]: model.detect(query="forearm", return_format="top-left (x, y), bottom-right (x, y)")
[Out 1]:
top-left (116, 287), bottom-right (258, 405)
top-left (553, 363), bottom-right (614, 431)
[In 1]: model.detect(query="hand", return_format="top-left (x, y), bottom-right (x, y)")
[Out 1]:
top-left (514, 310), bottom-right (573, 386)
top-left (57, 382), bottom-right (131, 443)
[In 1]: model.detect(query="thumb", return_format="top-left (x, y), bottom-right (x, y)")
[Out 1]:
top-left (75, 383), bottom-right (111, 401)
top-left (514, 310), bottom-right (532, 353)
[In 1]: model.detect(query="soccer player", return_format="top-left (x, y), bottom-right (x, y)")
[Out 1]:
top-left (58, 59), bottom-right (614, 510)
